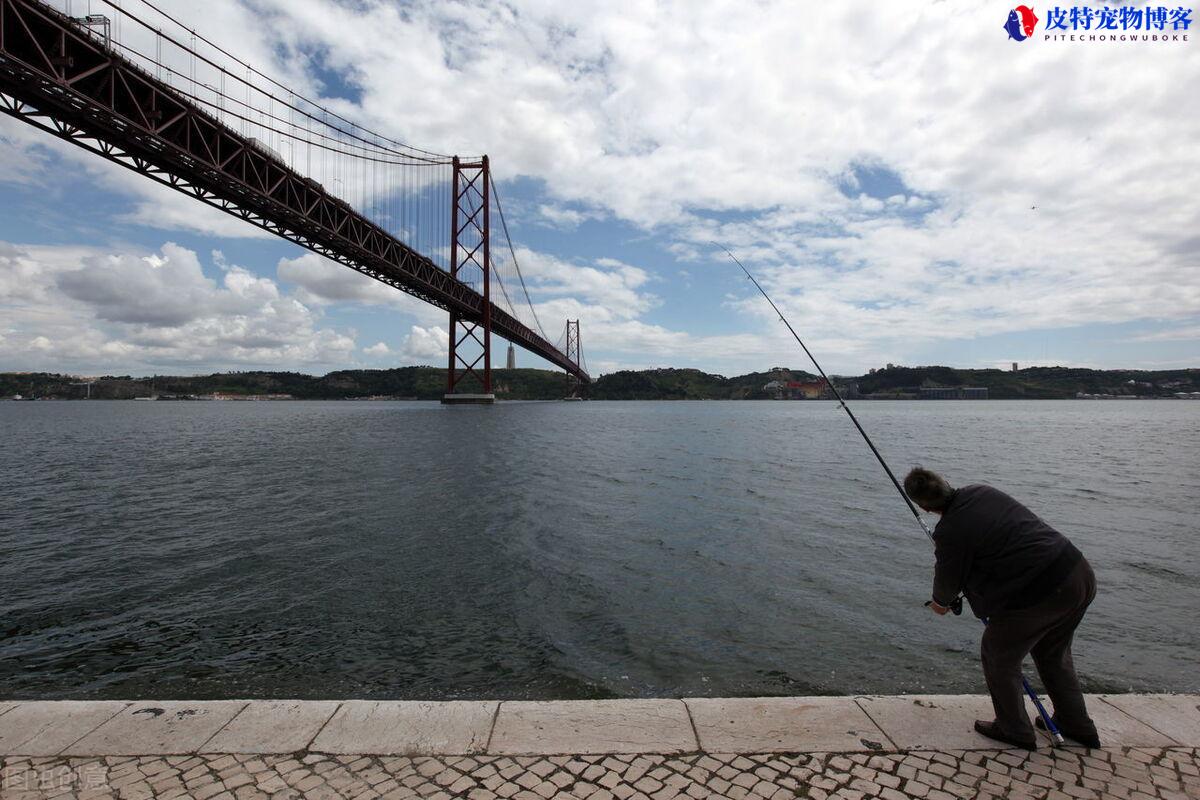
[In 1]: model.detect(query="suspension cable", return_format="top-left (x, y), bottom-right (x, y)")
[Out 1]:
top-left (129, 0), bottom-right (451, 159)
top-left (93, 0), bottom-right (457, 163)
top-left (490, 176), bottom-right (551, 344)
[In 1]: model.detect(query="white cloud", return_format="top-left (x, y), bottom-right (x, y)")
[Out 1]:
top-left (398, 325), bottom-right (447, 363)
top-left (119, 186), bottom-right (277, 240)
top-left (56, 244), bottom-right (226, 326)
top-left (363, 341), bottom-right (391, 356)
top-left (537, 205), bottom-right (585, 228)
top-left (278, 252), bottom-right (397, 306)
top-left (535, 203), bottom-right (604, 229)
top-left (510, 248), bottom-right (657, 320)
top-left (276, 253), bottom-right (447, 324)
top-left (0, 123), bottom-right (54, 185)
top-left (0, 241), bottom-right (356, 373)
top-left (1131, 326), bottom-right (1200, 343)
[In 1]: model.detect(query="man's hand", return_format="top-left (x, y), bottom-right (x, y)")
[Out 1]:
top-left (924, 599), bottom-right (951, 616)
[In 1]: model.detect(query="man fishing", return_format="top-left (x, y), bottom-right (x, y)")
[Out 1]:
top-left (718, 244), bottom-right (1097, 751)
top-left (904, 467), bottom-right (1101, 750)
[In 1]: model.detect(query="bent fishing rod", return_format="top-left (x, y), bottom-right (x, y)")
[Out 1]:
top-left (716, 243), bottom-right (1066, 747)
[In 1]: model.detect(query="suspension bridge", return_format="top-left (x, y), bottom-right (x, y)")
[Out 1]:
top-left (0, 0), bottom-right (590, 402)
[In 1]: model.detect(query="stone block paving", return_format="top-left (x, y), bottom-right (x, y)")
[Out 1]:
top-left (2, 745), bottom-right (1198, 800)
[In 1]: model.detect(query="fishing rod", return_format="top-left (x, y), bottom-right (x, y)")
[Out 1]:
top-left (717, 243), bottom-right (1066, 748)
top-left (715, 244), bottom-right (932, 541)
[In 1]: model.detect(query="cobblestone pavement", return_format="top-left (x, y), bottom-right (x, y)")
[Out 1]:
top-left (3, 746), bottom-right (1198, 800)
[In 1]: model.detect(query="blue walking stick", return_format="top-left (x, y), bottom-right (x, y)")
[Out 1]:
top-left (718, 244), bottom-right (1065, 748)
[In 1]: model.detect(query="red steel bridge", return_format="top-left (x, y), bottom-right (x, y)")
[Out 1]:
top-left (0, 0), bottom-right (590, 400)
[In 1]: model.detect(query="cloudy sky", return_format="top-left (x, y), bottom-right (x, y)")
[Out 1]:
top-left (1, 0), bottom-right (1197, 378)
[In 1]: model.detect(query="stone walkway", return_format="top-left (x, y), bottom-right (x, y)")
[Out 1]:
top-left (0, 695), bottom-right (1197, 799)
top-left (4, 745), bottom-right (1200, 800)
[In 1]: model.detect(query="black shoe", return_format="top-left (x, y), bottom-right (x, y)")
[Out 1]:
top-left (1034, 714), bottom-right (1102, 748)
top-left (974, 719), bottom-right (1037, 750)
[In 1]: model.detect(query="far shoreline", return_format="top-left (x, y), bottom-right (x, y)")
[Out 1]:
top-left (4, 364), bottom-right (1198, 402)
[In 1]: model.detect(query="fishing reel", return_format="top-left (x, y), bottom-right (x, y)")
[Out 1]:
top-left (924, 596), bottom-right (964, 615)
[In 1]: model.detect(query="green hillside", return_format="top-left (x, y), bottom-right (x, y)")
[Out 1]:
top-left (2, 364), bottom-right (1197, 401)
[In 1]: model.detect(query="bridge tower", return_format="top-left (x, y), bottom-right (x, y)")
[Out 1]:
top-left (565, 319), bottom-right (584, 399)
top-left (443, 156), bottom-right (494, 404)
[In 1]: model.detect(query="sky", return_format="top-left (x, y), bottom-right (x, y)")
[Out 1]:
top-left (1, 0), bottom-right (1197, 379)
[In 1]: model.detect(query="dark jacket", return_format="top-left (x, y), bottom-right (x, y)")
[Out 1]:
top-left (932, 484), bottom-right (1082, 619)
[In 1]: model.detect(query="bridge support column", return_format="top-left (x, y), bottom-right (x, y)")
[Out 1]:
top-left (444, 155), bottom-right (494, 405)
top-left (564, 319), bottom-right (584, 400)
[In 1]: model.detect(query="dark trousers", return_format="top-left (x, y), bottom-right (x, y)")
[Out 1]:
top-left (980, 558), bottom-right (1098, 742)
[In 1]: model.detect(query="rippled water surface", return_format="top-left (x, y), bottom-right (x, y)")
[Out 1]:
top-left (1, 399), bottom-right (1197, 699)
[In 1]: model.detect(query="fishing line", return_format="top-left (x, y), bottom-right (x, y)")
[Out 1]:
top-left (717, 243), bottom-right (1066, 747)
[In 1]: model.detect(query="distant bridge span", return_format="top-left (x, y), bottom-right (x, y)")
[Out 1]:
top-left (0, 0), bottom-right (590, 391)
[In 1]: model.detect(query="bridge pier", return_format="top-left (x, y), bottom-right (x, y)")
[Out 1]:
top-left (441, 393), bottom-right (495, 405)
top-left (564, 319), bottom-right (585, 400)
top-left (444, 155), bottom-right (493, 403)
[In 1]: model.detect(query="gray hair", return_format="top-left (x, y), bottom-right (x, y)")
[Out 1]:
top-left (904, 467), bottom-right (955, 512)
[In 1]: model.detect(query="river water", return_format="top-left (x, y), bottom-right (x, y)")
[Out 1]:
top-left (1, 399), bottom-right (1196, 700)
